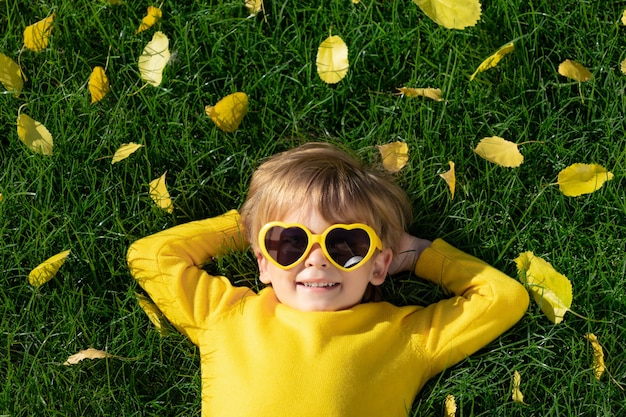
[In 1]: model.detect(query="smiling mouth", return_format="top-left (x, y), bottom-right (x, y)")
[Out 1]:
top-left (298, 282), bottom-right (339, 288)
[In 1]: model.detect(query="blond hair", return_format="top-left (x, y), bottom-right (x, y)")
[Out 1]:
top-left (240, 142), bottom-right (412, 254)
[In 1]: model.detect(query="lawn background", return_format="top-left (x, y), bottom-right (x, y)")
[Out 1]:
top-left (1, 0), bottom-right (625, 416)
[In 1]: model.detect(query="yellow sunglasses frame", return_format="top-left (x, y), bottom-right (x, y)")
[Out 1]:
top-left (258, 221), bottom-right (383, 271)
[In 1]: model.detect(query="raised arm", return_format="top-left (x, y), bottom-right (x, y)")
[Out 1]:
top-left (407, 239), bottom-right (529, 376)
top-left (127, 210), bottom-right (251, 345)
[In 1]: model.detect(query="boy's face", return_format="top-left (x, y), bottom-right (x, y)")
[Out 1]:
top-left (255, 208), bottom-right (392, 312)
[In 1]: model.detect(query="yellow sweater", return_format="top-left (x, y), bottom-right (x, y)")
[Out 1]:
top-left (127, 210), bottom-right (529, 417)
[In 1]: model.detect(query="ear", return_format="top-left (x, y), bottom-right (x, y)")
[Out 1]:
top-left (369, 248), bottom-right (392, 286)
top-left (256, 250), bottom-right (272, 284)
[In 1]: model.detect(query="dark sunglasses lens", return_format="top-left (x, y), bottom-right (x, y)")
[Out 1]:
top-left (264, 226), bottom-right (309, 266)
top-left (326, 228), bottom-right (371, 269)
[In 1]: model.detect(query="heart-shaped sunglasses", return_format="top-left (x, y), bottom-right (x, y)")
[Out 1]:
top-left (258, 222), bottom-right (383, 271)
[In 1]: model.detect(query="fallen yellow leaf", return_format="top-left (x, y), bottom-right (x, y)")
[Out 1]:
top-left (245, 0), bottom-right (263, 15)
top-left (112, 143), bottom-right (143, 164)
top-left (63, 347), bottom-right (112, 365)
top-left (136, 5), bottom-right (162, 34)
top-left (24, 13), bottom-right (55, 52)
top-left (583, 333), bottom-right (605, 380)
top-left (150, 172), bottom-right (174, 213)
top-left (138, 31), bottom-right (170, 87)
top-left (377, 142), bottom-right (409, 173)
top-left (558, 59), bottom-right (592, 82)
top-left (316, 35), bottom-right (349, 84)
top-left (396, 87), bottom-right (443, 101)
top-left (557, 163), bottom-right (613, 197)
top-left (89, 66), bottom-right (110, 104)
top-left (412, 0), bottom-right (481, 29)
top-left (515, 251), bottom-right (572, 324)
top-left (17, 108), bottom-right (54, 155)
top-left (28, 249), bottom-right (71, 287)
top-left (621, 9), bottom-right (626, 25)
top-left (439, 161), bottom-right (456, 199)
top-left (620, 59), bottom-right (626, 75)
top-left (470, 42), bottom-right (514, 81)
top-left (474, 136), bottom-right (523, 168)
top-left (444, 394), bottom-right (457, 417)
top-left (205, 92), bottom-right (249, 133)
top-left (511, 370), bottom-right (526, 403)
top-left (0, 53), bottom-right (24, 96)
top-left (136, 293), bottom-right (169, 336)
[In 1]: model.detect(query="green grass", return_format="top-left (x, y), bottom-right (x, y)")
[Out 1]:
top-left (1, 0), bottom-right (625, 415)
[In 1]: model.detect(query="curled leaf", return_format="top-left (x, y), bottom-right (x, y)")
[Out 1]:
top-left (24, 13), bottom-right (55, 52)
top-left (0, 53), bottom-right (24, 96)
top-left (470, 42), bottom-right (514, 81)
top-left (412, 0), bottom-right (481, 29)
top-left (205, 92), bottom-right (249, 133)
top-left (136, 6), bottom-right (162, 34)
top-left (150, 172), bottom-right (174, 213)
top-left (444, 394), bottom-right (457, 417)
top-left (89, 66), bottom-right (110, 104)
top-left (63, 348), bottom-right (112, 365)
top-left (138, 31), bottom-right (170, 87)
top-left (136, 293), bottom-right (170, 336)
top-left (439, 161), bottom-right (456, 199)
top-left (515, 251), bottom-right (572, 324)
top-left (316, 35), bottom-right (349, 84)
top-left (17, 109), bottom-right (54, 155)
top-left (558, 59), bottom-right (592, 82)
top-left (377, 142), bottom-right (409, 173)
top-left (512, 370), bottom-right (525, 403)
top-left (112, 142), bottom-right (143, 164)
top-left (474, 136), bottom-right (523, 167)
top-left (245, 0), bottom-right (263, 15)
top-left (583, 333), bottom-right (605, 380)
top-left (557, 163), bottom-right (613, 197)
top-left (29, 249), bottom-right (71, 287)
top-left (396, 87), bottom-right (443, 101)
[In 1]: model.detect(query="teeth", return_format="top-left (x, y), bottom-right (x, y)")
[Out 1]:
top-left (301, 282), bottom-right (337, 288)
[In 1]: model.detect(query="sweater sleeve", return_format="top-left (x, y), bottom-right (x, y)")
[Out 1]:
top-left (410, 239), bottom-right (529, 376)
top-left (126, 210), bottom-right (253, 345)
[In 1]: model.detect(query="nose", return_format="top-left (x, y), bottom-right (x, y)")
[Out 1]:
top-left (304, 243), bottom-right (329, 268)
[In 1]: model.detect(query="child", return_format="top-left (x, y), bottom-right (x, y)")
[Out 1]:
top-left (127, 142), bottom-right (529, 417)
